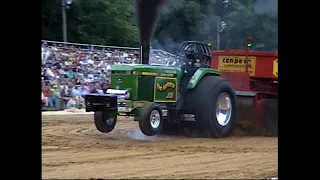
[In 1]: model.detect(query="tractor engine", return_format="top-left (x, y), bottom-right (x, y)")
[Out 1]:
top-left (106, 64), bottom-right (181, 113)
top-left (109, 65), bottom-right (181, 101)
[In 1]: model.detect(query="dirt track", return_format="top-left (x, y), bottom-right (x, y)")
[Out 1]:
top-left (42, 113), bottom-right (278, 179)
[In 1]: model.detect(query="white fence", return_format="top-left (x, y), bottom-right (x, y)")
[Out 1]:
top-left (41, 40), bottom-right (177, 58)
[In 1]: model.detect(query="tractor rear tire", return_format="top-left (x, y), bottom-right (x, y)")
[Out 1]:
top-left (94, 111), bottom-right (117, 133)
top-left (185, 75), bottom-right (237, 138)
top-left (139, 102), bottom-right (163, 136)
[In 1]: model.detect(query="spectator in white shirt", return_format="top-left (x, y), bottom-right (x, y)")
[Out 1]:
top-left (66, 96), bottom-right (77, 109)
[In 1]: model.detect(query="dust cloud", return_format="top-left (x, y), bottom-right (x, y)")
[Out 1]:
top-left (127, 127), bottom-right (178, 141)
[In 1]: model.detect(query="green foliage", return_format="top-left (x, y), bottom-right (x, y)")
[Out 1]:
top-left (42, 0), bottom-right (138, 46)
top-left (42, 0), bottom-right (277, 51)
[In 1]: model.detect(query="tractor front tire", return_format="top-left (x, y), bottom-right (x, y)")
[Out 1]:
top-left (94, 111), bottom-right (117, 133)
top-left (185, 76), bottom-right (237, 138)
top-left (139, 102), bottom-right (163, 136)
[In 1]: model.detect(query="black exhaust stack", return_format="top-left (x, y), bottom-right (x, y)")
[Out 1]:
top-left (135, 0), bottom-right (166, 64)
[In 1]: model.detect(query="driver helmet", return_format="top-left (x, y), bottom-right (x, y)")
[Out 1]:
top-left (184, 44), bottom-right (196, 59)
top-left (184, 44), bottom-right (195, 53)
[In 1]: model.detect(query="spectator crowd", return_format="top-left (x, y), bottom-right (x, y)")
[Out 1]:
top-left (41, 40), bottom-right (178, 110)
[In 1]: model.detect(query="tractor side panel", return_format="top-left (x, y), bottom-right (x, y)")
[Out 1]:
top-left (154, 77), bottom-right (177, 102)
top-left (138, 75), bottom-right (155, 101)
top-left (186, 68), bottom-right (220, 89)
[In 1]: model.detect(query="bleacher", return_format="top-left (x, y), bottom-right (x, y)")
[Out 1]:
top-left (41, 40), bottom-right (178, 111)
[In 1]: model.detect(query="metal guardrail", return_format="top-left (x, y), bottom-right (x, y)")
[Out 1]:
top-left (42, 40), bottom-right (139, 50)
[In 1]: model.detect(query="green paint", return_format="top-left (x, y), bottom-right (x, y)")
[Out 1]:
top-left (109, 64), bottom-right (220, 119)
top-left (175, 68), bottom-right (183, 82)
top-left (186, 68), bottom-right (220, 89)
top-left (110, 74), bottom-right (138, 100)
top-left (110, 64), bottom-right (181, 102)
top-left (111, 64), bottom-right (179, 75)
top-left (110, 64), bottom-right (219, 105)
top-left (138, 76), bottom-right (155, 101)
top-left (154, 77), bottom-right (177, 102)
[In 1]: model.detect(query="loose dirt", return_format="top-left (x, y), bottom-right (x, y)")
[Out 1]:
top-left (42, 112), bottom-right (278, 179)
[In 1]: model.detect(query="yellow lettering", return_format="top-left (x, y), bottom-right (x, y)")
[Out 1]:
top-left (156, 83), bottom-right (163, 91)
top-left (156, 82), bottom-right (176, 92)
top-left (166, 92), bottom-right (174, 99)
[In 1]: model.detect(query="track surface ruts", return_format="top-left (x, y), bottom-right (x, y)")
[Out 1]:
top-left (42, 113), bottom-right (278, 179)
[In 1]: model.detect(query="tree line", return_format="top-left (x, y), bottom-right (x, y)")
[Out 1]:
top-left (42, 0), bottom-right (278, 52)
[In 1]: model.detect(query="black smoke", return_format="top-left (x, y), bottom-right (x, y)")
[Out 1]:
top-left (135, 0), bottom-right (167, 64)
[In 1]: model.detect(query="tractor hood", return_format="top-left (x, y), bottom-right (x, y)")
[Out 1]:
top-left (109, 64), bottom-right (181, 101)
top-left (111, 64), bottom-right (179, 75)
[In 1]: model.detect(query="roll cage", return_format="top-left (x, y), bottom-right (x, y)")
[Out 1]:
top-left (176, 41), bottom-right (212, 66)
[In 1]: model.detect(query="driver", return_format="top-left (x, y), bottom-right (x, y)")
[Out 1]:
top-left (176, 44), bottom-right (201, 112)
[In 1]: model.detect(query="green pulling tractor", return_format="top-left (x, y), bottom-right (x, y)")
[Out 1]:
top-left (85, 41), bottom-right (238, 138)
top-left (85, 0), bottom-right (237, 138)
